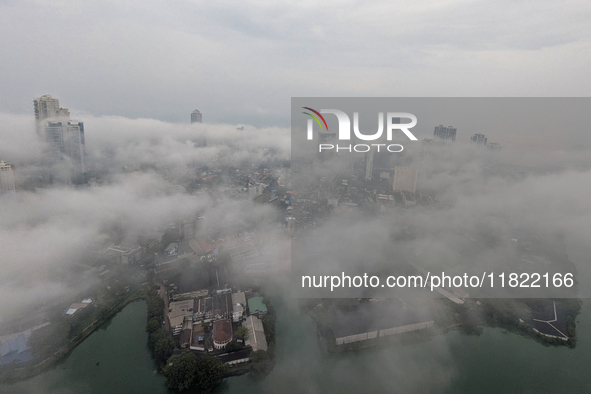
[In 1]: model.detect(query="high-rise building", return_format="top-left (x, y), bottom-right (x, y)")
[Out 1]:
top-left (44, 120), bottom-right (86, 184)
top-left (33, 94), bottom-right (70, 122)
top-left (45, 121), bottom-right (66, 162)
top-left (364, 151), bottom-right (374, 181)
top-left (191, 109), bottom-right (202, 123)
top-left (470, 133), bottom-right (487, 146)
top-left (65, 121), bottom-right (87, 184)
top-left (434, 125), bottom-right (456, 142)
top-left (34, 95), bottom-right (70, 136)
top-left (393, 166), bottom-right (418, 193)
top-left (0, 161), bottom-right (16, 195)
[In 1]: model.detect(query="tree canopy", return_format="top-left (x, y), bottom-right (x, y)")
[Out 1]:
top-left (163, 352), bottom-right (199, 391)
top-left (195, 355), bottom-right (227, 392)
top-left (236, 325), bottom-right (248, 340)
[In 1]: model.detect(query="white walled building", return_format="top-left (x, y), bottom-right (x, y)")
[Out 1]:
top-left (0, 161), bottom-right (16, 195)
top-left (244, 315), bottom-right (267, 351)
top-left (34, 94), bottom-right (69, 122)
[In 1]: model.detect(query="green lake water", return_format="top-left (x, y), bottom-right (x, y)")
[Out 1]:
top-left (0, 301), bottom-right (166, 394)
top-left (3, 297), bottom-right (591, 393)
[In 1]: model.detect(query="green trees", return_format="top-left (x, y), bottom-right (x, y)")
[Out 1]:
top-left (163, 353), bottom-right (226, 393)
top-left (145, 288), bottom-right (173, 366)
top-left (163, 352), bottom-right (199, 391)
top-left (262, 314), bottom-right (275, 344)
top-left (146, 317), bottom-right (161, 334)
top-left (236, 325), bottom-right (248, 340)
top-left (28, 321), bottom-right (70, 357)
top-left (249, 350), bottom-right (271, 379)
top-left (195, 355), bottom-right (227, 392)
top-left (146, 291), bottom-right (165, 322)
top-left (224, 340), bottom-right (240, 352)
top-left (150, 329), bottom-right (175, 364)
top-left (262, 301), bottom-right (276, 359)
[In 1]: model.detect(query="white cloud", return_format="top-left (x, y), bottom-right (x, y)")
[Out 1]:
top-left (0, 0), bottom-right (590, 125)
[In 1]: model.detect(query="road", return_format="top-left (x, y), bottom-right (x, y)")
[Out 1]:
top-left (157, 283), bottom-right (170, 332)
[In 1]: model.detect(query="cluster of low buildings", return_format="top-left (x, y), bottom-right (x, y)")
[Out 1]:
top-left (225, 232), bottom-right (290, 275)
top-left (166, 289), bottom-right (268, 361)
top-left (284, 167), bottom-right (439, 236)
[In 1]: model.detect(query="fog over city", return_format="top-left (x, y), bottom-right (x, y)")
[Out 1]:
top-left (296, 147), bottom-right (589, 293)
top-left (1, 1), bottom-right (591, 393)
top-left (1, 1), bottom-right (591, 126)
top-left (0, 113), bottom-right (288, 320)
top-left (1, 97), bottom-right (591, 391)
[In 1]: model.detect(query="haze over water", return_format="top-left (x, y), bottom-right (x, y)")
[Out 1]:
top-left (3, 293), bottom-right (591, 393)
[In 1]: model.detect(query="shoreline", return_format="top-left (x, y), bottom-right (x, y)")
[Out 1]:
top-left (305, 298), bottom-right (581, 354)
top-left (0, 286), bottom-right (149, 385)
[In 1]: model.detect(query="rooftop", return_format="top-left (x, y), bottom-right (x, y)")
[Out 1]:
top-left (213, 319), bottom-right (233, 343)
top-left (244, 315), bottom-right (267, 352)
top-left (179, 328), bottom-right (192, 348)
top-left (168, 300), bottom-right (194, 329)
top-left (247, 297), bottom-right (267, 313)
top-left (231, 292), bottom-right (247, 307)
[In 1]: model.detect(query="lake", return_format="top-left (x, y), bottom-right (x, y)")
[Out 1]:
top-left (0, 301), bottom-right (166, 394)
top-left (3, 296), bottom-right (591, 393)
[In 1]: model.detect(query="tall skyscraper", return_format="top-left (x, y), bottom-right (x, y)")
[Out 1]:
top-left (434, 125), bottom-right (457, 142)
top-left (45, 121), bottom-right (66, 162)
top-left (65, 121), bottom-right (87, 184)
top-left (191, 109), bottom-right (202, 123)
top-left (470, 133), bottom-right (487, 146)
top-left (44, 120), bottom-right (87, 184)
top-left (365, 151), bottom-right (374, 181)
top-left (33, 94), bottom-right (70, 122)
top-left (0, 161), bottom-right (16, 195)
top-left (393, 166), bottom-right (418, 193)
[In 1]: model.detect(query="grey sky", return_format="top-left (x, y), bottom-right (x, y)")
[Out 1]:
top-left (1, 0), bottom-right (590, 126)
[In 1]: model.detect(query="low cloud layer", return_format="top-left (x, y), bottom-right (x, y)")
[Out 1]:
top-left (0, 112), bottom-right (288, 319)
top-left (1, 1), bottom-right (591, 125)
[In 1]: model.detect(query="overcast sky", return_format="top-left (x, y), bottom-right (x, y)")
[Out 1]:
top-left (1, 0), bottom-right (590, 127)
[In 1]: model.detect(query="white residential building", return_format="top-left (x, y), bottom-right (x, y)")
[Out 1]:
top-left (33, 94), bottom-right (69, 124)
top-left (0, 161), bottom-right (16, 195)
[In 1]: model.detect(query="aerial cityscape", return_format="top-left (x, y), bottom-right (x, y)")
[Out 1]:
top-left (1, 1), bottom-right (591, 394)
top-left (0, 93), bottom-right (588, 393)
